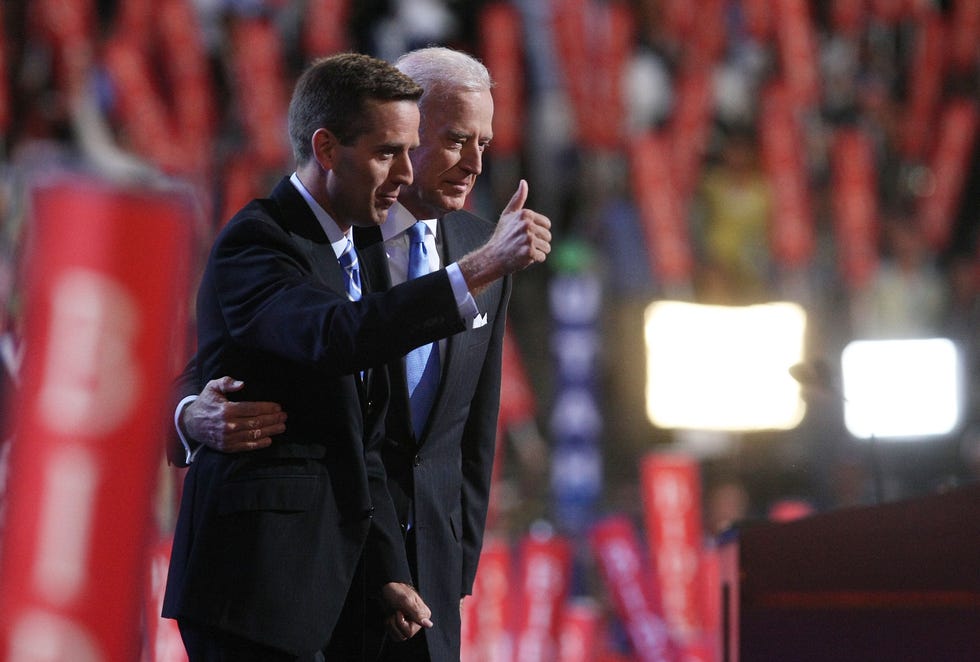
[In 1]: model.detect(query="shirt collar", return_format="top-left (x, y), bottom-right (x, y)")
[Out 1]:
top-left (383, 201), bottom-right (438, 241)
top-left (289, 173), bottom-right (350, 258)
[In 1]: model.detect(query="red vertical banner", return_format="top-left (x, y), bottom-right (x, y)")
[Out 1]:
top-left (466, 539), bottom-right (513, 662)
top-left (868, 0), bottom-right (908, 23)
top-left (741, 0), bottom-right (773, 42)
top-left (303, 0), bottom-right (350, 57)
top-left (0, 177), bottom-right (192, 661)
top-left (659, 0), bottom-right (696, 44)
top-left (0, 3), bottom-right (8, 135)
top-left (157, 0), bottom-right (216, 177)
top-left (948, 0), bottom-right (980, 73)
top-left (230, 17), bottom-right (291, 170)
top-left (774, 0), bottom-right (820, 113)
top-left (513, 533), bottom-right (573, 662)
top-left (685, 0), bottom-right (726, 68)
top-left (917, 99), bottom-right (979, 252)
top-left (480, 2), bottom-right (524, 157)
top-left (629, 131), bottom-right (694, 287)
top-left (552, 0), bottom-right (589, 143)
top-left (144, 536), bottom-right (189, 662)
top-left (553, 0), bottom-right (633, 151)
top-left (558, 599), bottom-right (601, 662)
top-left (831, 128), bottom-right (879, 289)
top-left (587, 2), bottom-right (633, 151)
top-left (900, 9), bottom-right (945, 161)
top-left (102, 35), bottom-right (184, 173)
top-left (831, 0), bottom-right (867, 35)
top-left (640, 454), bottom-right (705, 647)
top-left (36, 0), bottom-right (95, 99)
top-left (670, 66), bottom-right (715, 200)
top-left (697, 547), bottom-right (722, 662)
top-left (590, 516), bottom-right (678, 662)
top-left (759, 84), bottom-right (815, 269)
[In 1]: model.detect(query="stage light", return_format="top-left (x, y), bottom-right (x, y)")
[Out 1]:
top-left (644, 301), bottom-right (807, 431)
top-left (841, 338), bottom-right (962, 440)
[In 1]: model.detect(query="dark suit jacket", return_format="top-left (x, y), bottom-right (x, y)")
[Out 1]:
top-left (162, 178), bottom-right (466, 655)
top-left (358, 209), bottom-right (511, 661)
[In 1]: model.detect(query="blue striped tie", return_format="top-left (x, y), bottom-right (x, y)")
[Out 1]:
top-left (338, 238), bottom-right (361, 301)
top-left (405, 222), bottom-right (440, 437)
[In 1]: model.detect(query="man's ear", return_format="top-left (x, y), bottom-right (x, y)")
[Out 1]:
top-left (312, 128), bottom-right (337, 170)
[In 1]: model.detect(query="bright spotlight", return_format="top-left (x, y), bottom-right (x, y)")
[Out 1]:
top-left (644, 301), bottom-right (807, 431)
top-left (841, 338), bottom-right (962, 440)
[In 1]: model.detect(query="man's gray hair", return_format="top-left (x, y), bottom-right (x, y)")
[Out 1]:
top-left (395, 47), bottom-right (493, 109)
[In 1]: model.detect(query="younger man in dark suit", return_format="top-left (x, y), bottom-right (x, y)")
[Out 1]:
top-left (162, 53), bottom-right (550, 661)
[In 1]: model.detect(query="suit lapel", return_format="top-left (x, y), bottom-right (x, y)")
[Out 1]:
top-left (270, 178), bottom-right (366, 394)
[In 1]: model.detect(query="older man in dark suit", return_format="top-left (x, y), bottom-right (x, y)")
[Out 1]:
top-left (162, 53), bottom-right (550, 661)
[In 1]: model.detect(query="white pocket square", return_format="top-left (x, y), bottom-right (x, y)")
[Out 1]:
top-left (472, 312), bottom-right (488, 329)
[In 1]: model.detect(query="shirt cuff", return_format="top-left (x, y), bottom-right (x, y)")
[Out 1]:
top-left (446, 262), bottom-right (478, 319)
top-left (174, 395), bottom-right (203, 465)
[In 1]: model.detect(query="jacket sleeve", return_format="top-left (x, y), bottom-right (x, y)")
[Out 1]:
top-left (207, 217), bottom-right (466, 376)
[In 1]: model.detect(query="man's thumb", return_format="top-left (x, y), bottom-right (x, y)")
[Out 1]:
top-left (215, 376), bottom-right (245, 394)
top-left (504, 179), bottom-right (528, 214)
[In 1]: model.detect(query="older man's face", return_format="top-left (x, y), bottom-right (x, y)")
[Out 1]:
top-left (400, 87), bottom-right (493, 219)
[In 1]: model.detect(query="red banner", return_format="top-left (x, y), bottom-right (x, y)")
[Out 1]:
top-left (670, 66), bottom-right (714, 200)
top-left (900, 9), bottom-right (945, 161)
top-left (0, 4), bottom-right (8, 134)
top-left (0, 178), bottom-right (192, 661)
top-left (774, 0), bottom-right (820, 112)
top-left (480, 2), bottom-right (524, 157)
top-left (640, 454), bottom-right (705, 644)
top-left (590, 516), bottom-right (678, 662)
top-left (588, 3), bottom-right (633, 151)
top-left (917, 99), bottom-right (979, 251)
top-left (498, 324), bottom-right (537, 428)
top-left (558, 599), bottom-right (601, 662)
top-left (685, 0), bottom-right (726, 68)
top-left (157, 0), bottom-right (215, 176)
top-left (759, 84), bottom-right (815, 268)
top-left (831, 128), bottom-right (879, 288)
top-left (552, 0), bottom-right (632, 151)
top-left (830, 0), bottom-right (866, 34)
top-left (629, 131), bottom-right (694, 286)
top-left (230, 17), bottom-right (290, 169)
top-left (303, 0), bottom-right (350, 57)
top-left (948, 0), bottom-right (980, 73)
top-left (465, 538), bottom-right (513, 662)
top-left (36, 0), bottom-right (94, 99)
top-left (144, 536), bottom-right (189, 662)
top-left (513, 534), bottom-right (573, 662)
top-left (741, 0), bottom-right (773, 42)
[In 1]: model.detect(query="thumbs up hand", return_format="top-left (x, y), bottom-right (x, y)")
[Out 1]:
top-left (457, 179), bottom-right (552, 294)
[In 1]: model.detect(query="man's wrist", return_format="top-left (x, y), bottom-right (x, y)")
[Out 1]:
top-left (174, 394), bottom-right (202, 464)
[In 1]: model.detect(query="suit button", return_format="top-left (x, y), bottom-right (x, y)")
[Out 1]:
top-left (364, 506), bottom-right (375, 519)
top-left (413, 455), bottom-right (422, 467)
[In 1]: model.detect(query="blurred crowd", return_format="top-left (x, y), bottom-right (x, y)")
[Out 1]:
top-left (0, 0), bottom-right (978, 540)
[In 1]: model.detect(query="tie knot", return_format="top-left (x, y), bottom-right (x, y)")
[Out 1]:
top-left (408, 221), bottom-right (427, 245)
top-left (339, 238), bottom-right (356, 268)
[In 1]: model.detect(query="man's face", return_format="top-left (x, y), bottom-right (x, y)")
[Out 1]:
top-left (326, 99), bottom-right (420, 228)
top-left (399, 88), bottom-right (493, 219)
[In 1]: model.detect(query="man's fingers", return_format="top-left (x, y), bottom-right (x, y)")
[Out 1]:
top-left (502, 179), bottom-right (528, 214)
top-left (211, 376), bottom-right (245, 394)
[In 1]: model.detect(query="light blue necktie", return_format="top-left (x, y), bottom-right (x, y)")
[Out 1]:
top-left (405, 222), bottom-right (440, 438)
top-left (338, 238), bottom-right (361, 301)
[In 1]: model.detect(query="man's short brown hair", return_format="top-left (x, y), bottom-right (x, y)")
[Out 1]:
top-left (288, 53), bottom-right (423, 164)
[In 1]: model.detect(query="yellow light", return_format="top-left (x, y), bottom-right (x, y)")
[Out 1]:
top-left (644, 301), bottom-right (807, 431)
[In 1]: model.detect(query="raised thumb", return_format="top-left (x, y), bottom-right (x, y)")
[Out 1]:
top-left (504, 179), bottom-right (528, 213)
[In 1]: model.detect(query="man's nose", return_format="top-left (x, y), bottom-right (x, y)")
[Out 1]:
top-left (392, 151), bottom-right (414, 185)
top-left (459, 143), bottom-right (483, 176)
